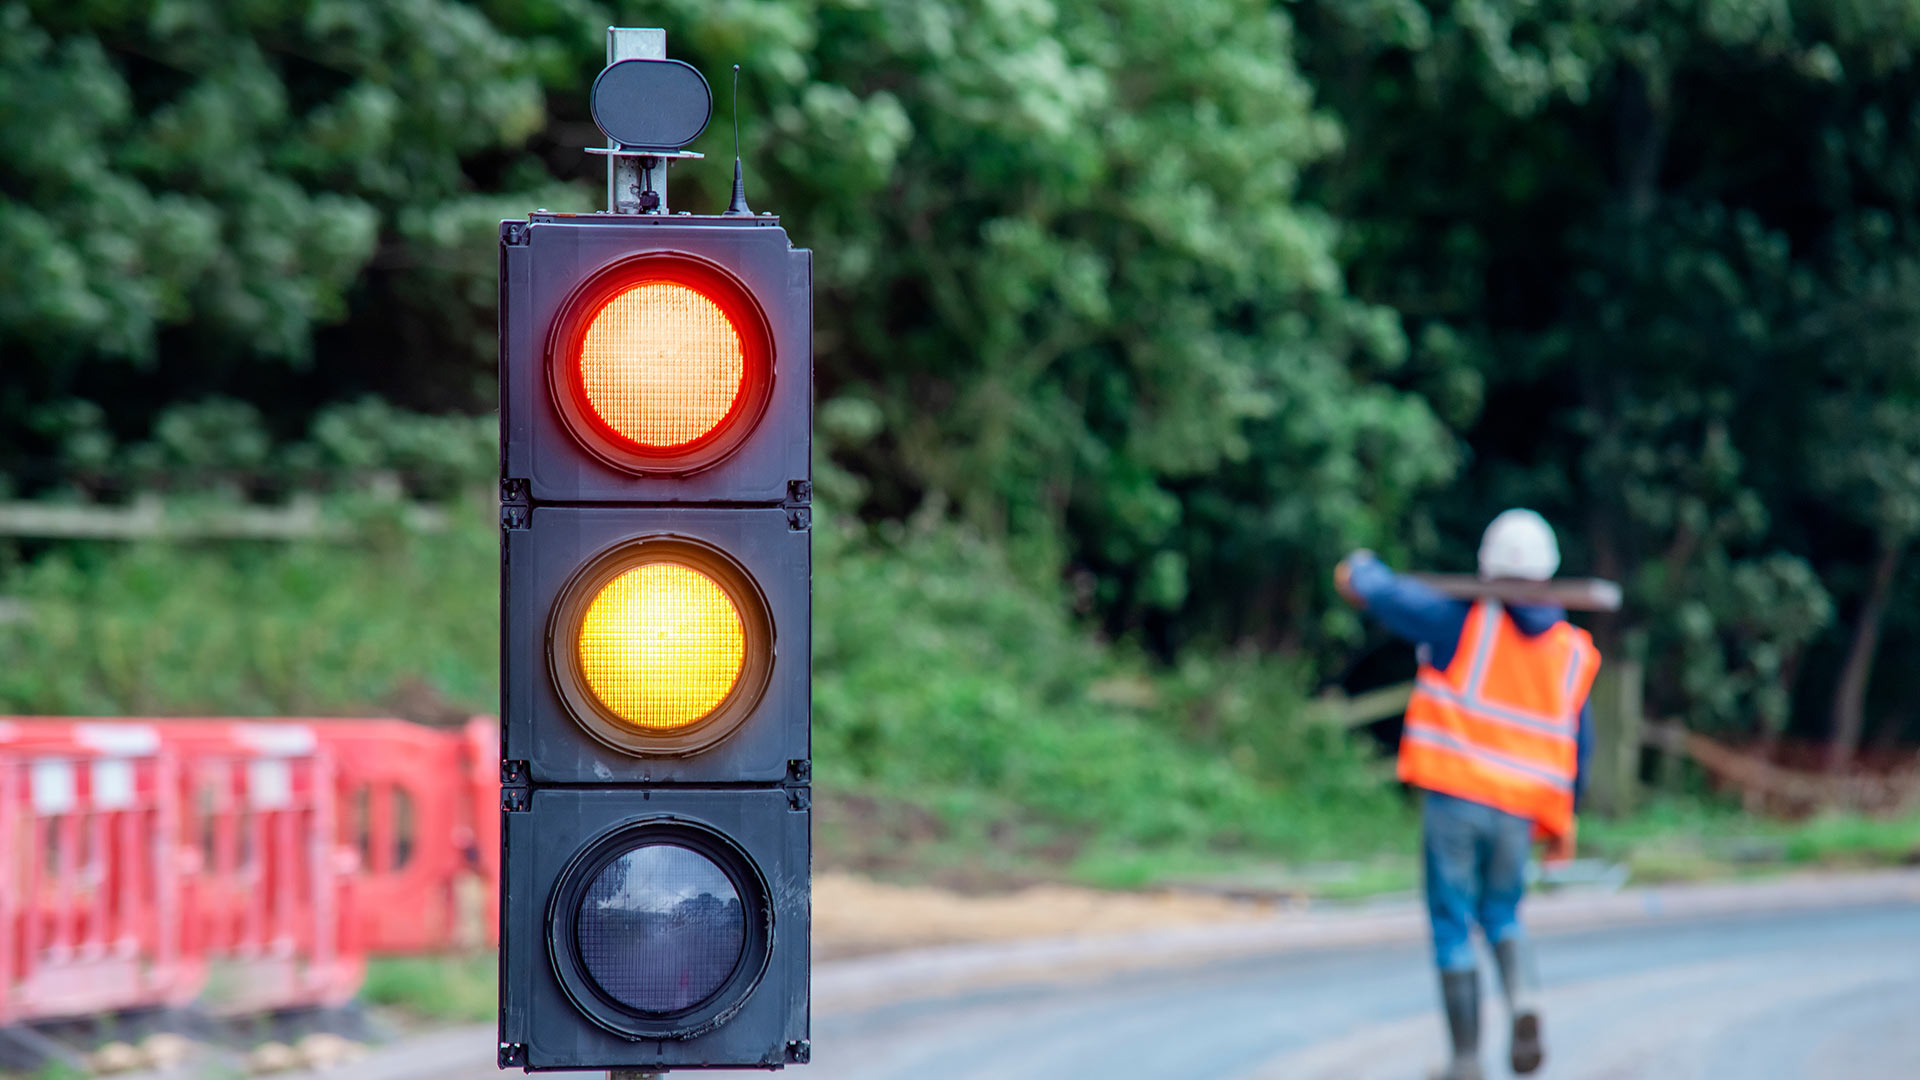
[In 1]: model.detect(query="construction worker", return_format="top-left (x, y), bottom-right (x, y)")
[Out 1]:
top-left (1334, 509), bottom-right (1600, 1080)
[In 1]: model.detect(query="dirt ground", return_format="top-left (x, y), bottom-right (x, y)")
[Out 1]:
top-left (811, 871), bottom-right (1283, 959)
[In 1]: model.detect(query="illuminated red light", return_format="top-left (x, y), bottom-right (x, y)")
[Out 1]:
top-left (577, 282), bottom-right (746, 450)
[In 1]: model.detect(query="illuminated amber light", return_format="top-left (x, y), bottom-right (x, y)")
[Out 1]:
top-left (578, 282), bottom-right (745, 449)
top-left (577, 563), bottom-right (746, 730)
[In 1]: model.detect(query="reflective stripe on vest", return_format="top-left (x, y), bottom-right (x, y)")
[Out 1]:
top-left (1398, 601), bottom-right (1599, 835)
top-left (1400, 726), bottom-right (1573, 792)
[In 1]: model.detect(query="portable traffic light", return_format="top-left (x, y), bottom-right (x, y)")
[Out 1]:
top-left (497, 40), bottom-right (811, 1070)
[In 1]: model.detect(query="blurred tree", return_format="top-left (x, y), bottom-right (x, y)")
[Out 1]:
top-left (1294, 0), bottom-right (1920, 752)
top-left (5, 0), bottom-right (1451, 656)
top-left (643, 0), bottom-right (1455, 657)
top-left (12, 0), bottom-right (1920, 767)
top-left (0, 0), bottom-right (580, 496)
top-left (1803, 236), bottom-right (1920, 772)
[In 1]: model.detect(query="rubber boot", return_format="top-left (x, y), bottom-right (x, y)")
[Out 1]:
top-left (1429, 969), bottom-right (1483, 1080)
top-left (1495, 937), bottom-right (1545, 1074)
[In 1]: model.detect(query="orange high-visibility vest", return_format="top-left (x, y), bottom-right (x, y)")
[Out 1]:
top-left (1399, 601), bottom-right (1601, 838)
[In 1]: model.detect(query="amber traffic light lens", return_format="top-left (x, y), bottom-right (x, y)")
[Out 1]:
top-left (577, 563), bottom-right (746, 730)
top-left (578, 282), bottom-right (745, 450)
top-left (548, 537), bottom-right (775, 757)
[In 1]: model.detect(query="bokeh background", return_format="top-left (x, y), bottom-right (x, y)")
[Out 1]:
top-left (6, 0), bottom-right (1920, 907)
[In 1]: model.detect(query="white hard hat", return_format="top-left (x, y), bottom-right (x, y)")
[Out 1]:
top-left (1478, 508), bottom-right (1560, 581)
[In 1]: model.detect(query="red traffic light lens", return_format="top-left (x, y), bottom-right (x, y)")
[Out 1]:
top-left (579, 282), bottom-right (745, 451)
top-left (550, 254), bottom-right (774, 475)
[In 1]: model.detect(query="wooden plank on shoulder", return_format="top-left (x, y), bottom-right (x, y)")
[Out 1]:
top-left (1405, 574), bottom-right (1623, 612)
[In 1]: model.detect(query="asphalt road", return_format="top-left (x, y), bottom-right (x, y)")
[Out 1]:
top-left (787, 903), bottom-right (1920, 1080)
top-left (402, 897), bottom-right (1918, 1080)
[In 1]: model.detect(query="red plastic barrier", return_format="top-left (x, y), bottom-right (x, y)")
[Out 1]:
top-left (149, 722), bottom-right (362, 1014)
top-left (1, 715), bottom-right (502, 1023)
top-left (79, 718), bottom-right (497, 955)
top-left (206, 716), bottom-right (499, 953)
top-left (0, 723), bottom-right (193, 1024)
top-left (307, 719), bottom-right (468, 953)
top-left (463, 716), bottom-right (502, 949)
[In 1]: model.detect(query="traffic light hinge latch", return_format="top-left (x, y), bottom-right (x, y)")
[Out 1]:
top-left (786, 1041), bottom-right (810, 1064)
top-left (501, 221), bottom-right (531, 247)
top-left (501, 504), bottom-right (531, 531)
top-left (785, 506), bottom-right (811, 532)
top-left (498, 1044), bottom-right (527, 1068)
top-left (785, 759), bottom-right (811, 809)
top-left (501, 758), bottom-right (530, 813)
top-left (786, 480), bottom-right (811, 505)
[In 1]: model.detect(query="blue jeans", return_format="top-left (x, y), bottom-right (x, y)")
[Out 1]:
top-left (1422, 789), bottom-right (1532, 972)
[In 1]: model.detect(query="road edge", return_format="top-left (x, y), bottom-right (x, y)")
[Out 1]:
top-left (814, 867), bottom-right (1920, 1010)
top-left (169, 868), bottom-right (1919, 1080)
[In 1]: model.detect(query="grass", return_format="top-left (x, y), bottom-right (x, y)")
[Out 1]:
top-left (810, 510), bottom-right (1408, 864)
top-left (0, 497), bottom-right (1408, 873)
top-left (1582, 797), bottom-right (1920, 884)
top-left (0, 496), bottom-right (495, 719)
top-left (1776, 810), bottom-right (1920, 865)
top-left (1, 496), bottom-right (1912, 904)
top-left (360, 953), bottom-right (497, 1025)
top-left (1068, 846), bottom-right (1421, 898)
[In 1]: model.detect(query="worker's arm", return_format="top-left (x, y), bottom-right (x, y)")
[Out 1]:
top-left (1539, 697), bottom-right (1594, 864)
top-left (1337, 550), bottom-right (1472, 666)
top-left (1573, 698), bottom-right (1592, 810)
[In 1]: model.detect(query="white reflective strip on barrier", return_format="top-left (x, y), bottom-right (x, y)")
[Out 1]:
top-left (31, 759), bottom-right (77, 814)
top-left (234, 725), bottom-right (317, 756)
top-left (248, 758), bottom-right (293, 809)
top-left (75, 723), bottom-right (161, 756)
top-left (92, 759), bottom-right (136, 810)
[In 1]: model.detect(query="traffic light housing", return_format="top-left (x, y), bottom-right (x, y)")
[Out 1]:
top-left (501, 789), bottom-right (807, 1067)
top-left (497, 211), bottom-right (811, 1071)
top-left (500, 219), bottom-right (810, 504)
top-left (503, 506), bottom-right (807, 784)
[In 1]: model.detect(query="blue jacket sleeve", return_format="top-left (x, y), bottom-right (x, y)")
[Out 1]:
top-left (1345, 553), bottom-right (1472, 669)
top-left (1573, 698), bottom-right (1592, 810)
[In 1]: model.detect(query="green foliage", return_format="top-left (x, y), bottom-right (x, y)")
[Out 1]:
top-left (815, 506), bottom-right (1404, 855)
top-left (362, 952), bottom-right (498, 1023)
top-left (625, 0), bottom-right (1460, 651)
top-left (5, 0), bottom-right (1455, 666)
top-left (10, 0), bottom-right (1920, 814)
top-left (1581, 796), bottom-right (1920, 882)
top-left (0, 497), bottom-right (1403, 861)
top-left (0, 497), bottom-right (497, 716)
top-left (2, 0), bottom-right (577, 480)
top-left (28, 395), bottom-right (495, 500)
top-left (1776, 810), bottom-right (1920, 866)
top-left (1298, 0), bottom-right (1920, 743)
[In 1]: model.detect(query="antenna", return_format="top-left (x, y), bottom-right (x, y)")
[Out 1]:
top-left (725, 64), bottom-right (753, 216)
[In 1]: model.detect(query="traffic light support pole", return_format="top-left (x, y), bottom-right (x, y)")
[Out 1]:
top-left (605, 27), bottom-right (668, 214)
